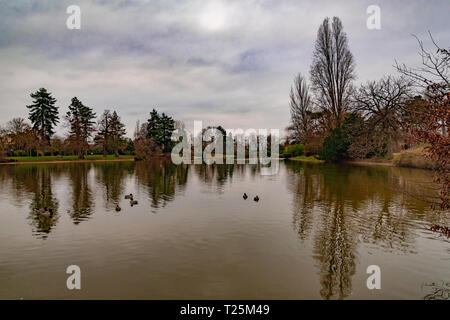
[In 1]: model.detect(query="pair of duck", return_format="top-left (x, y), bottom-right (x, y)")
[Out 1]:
top-left (125, 193), bottom-right (138, 206)
top-left (243, 193), bottom-right (259, 202)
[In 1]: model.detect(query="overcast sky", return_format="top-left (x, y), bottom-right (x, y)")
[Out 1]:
top-left (0, 0), bottom-right (449, 137)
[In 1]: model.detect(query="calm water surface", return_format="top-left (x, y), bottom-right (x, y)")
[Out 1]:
top-left (0, 160), bottom-right (448, 299)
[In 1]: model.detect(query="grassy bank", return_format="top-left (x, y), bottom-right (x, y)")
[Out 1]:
top-left (392, 146), bottom-right (438, 170)
top-left (288, 155), bottom-right (324, 163)
top-left (346, 147), bottom-right (437, 170)
top-left (5, 154), bottom-right (134, 163)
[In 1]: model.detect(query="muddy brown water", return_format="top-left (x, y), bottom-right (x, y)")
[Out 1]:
top-left (0, 160), bottom-right (448, 299)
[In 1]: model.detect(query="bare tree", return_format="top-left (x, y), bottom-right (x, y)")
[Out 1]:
top-left (133, 120), bottom-right (141, 140)
top-left (288, 73), bottom-right (313, 144)
top-left (0, 126), bottom-right (7, 160)
top-left (6, 118), bottom-right (31, 152)
top-left (353, 76), bottom-right (412, 158)
top-left (395, 33), bottom-right (449, 210)
top-left (109, 111), bottom-right (126, 157)
top-left (133, 121), bottom-right (161, 160)
top-left (95, 110), bottom-right (112, 156)
top-left (6, 117), bottom-right (30, 135)
top-left (310, 17), bottom-right (356, 128)
top-left (395, 32), bottom-right (449, 91)
top-left (174, 120), bottom-right (186, 131)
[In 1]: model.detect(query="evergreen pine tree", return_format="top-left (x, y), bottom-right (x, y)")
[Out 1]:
top-left (146, 109), bottom-right (161, 145)
top-left (26, 88), bottom-right (59, 145)
top-left (145, 109), bottom-right (175, 152)
top-left (109, 111), bottom-right (126, 157)
top-left (66, 97), bottom-right (96, 158)
top-left (160, 113), bottom-right (175, 152)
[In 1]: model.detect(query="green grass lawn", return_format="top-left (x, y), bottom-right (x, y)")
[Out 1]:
top-left (7, 155), bottom-right (134, 162)
top-left (288, 155), bottom-right (324, 163)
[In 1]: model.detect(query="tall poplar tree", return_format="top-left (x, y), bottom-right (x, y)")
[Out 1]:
top-left (96, 109), bottom-right (112, 156)
top-left (310, 17), bottom-right (355, 128)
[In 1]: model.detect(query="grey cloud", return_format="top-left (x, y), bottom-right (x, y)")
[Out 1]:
top-left (0, 0), bottom-right (449, 137)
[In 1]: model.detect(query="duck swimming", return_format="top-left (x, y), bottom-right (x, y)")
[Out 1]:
top-left (243, 193), bottom-right (248, 200)
top-left (125, 193), bottom-right (133, 200)
top-left (115, 204), bottom-right (121, 211)
top-left (253, 195), bottom-right (259, 202)
top-left (39, 207), bottom-right (53, 217)
top-left (130, 200), bottom-right (138, 206)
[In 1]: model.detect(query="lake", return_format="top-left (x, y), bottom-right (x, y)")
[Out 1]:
top-left (0, 160), bottom-right (448, 299)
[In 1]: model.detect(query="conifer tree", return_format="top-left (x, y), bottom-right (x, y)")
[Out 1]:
top-left (66, 97), bottom-right (96, 158)
top-left (26, 88), bottom-right (59, 145)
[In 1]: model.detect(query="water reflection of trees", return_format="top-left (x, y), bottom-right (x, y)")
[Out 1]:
top-left (344, 166), bottom-right (439, 252)
top-left (285, 161), bottom-right (446, 300)
top-left (28, 166), bottom-right (59, 239)
top-left (0, 165), bottom-right (61, 238)
top-left (314, 165), bottom-right (357, 300)
top-left (68, 163), bottom-right (94, 224)
top-left (0, 165), bottom-right (62, 205)
top-left (422, 281), bottom-right (450, 300)
top-left (134, 160), bottom-right (188, 209)
top-left (94, 162), bottom-right (132, 209)
top-left (288, 163), bottom-right (318, 241)
top-left (193, 163), bottom-right (237, 193)
top-left (315, 199), bottom-right (357, 300)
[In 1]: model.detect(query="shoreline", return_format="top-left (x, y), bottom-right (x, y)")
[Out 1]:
top-left (0, 158), bottom-right (135, 165)
top-left (0, 157), bottom-right (433, 170)
top-left (287, 156), bottom-right (324, 163)
top-left (345, 160), bottom-right (394, 167)
top-left (287, 157), bottom-right (395, 167)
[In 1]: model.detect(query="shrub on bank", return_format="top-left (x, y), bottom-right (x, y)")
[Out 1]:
top-left (282, 144), bottom-right (304, 158)
top-left (13, 150), bottom-right (27, 157)
top-left (319, 127), bottom-right (348, 162)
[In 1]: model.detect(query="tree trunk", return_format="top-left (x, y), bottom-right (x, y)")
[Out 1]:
top-left (103, 137), bottom-right (108, 156)
top-left (386, 135), bottom-right (393, 159)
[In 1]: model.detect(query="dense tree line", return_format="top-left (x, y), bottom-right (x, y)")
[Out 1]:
top-left (95, 110), bottom-right (127, 157)
top-left (0, 89), bottom-right (131, 159)
top-left (287, 17), bottom-right (449, 210)
top-left (0, 87), bottom-right (180, 161)
top-left (133, 109), bottom-right (176, 160)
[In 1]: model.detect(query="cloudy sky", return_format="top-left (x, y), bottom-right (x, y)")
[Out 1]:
top-left (0, 0), bottom-right (449, 137)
